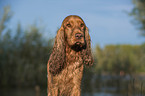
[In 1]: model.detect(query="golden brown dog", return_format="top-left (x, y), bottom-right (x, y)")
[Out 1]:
top-left (47, 15), bottom-right (93, 96)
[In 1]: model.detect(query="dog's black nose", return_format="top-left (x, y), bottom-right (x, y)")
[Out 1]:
top-left (75, 33), bottom-right (83, 39)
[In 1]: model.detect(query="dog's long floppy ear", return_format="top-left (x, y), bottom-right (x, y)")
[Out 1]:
top-left (48, 27), bottom-right (66, 75)
top-left (82, 27), bottom-right (93, 66)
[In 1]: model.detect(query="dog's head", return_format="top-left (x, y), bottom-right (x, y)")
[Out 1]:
top-left (49, 15), bottom-right (93, 75)
top-left (61, 15), bottom-right (87, 50)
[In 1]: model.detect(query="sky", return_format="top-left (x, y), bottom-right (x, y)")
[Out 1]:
top-left (0, 0), bottom-right (145, 48)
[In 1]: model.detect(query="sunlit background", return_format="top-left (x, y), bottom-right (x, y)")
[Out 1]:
top-left (0, 0), bottom-right (145, 96)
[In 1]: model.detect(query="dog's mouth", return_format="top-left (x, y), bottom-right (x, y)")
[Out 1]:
top-left (71, 42), bottom-right (86, 52)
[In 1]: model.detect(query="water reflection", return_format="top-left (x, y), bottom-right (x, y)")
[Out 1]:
top-left (0, 88), bottom-right (116, 96)
top-left (82, 73), bottom-right (145, 96)
top-left (0, 88), bottom-right (47, 96)
top-left (1, 74), bottom-right (145, 96)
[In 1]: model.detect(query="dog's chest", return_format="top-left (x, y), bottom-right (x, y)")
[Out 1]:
top-left (58, 59), bottom-right (83, 83)
top-left (52, 54), bottom-right (84, 94)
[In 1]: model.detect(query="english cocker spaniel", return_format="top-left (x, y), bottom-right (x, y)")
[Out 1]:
top-left (47, 15), bottom-right (93, 96)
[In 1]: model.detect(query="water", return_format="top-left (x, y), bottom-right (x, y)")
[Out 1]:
top-left (0, 88), bottom-right (46, 96)
top-left (0, 88), bottom-right (115, 96)
top-left (1, 75), bottom-right (145, 96)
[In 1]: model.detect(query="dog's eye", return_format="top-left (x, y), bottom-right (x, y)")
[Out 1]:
top-left (80, 23), bottom-right (84, 27)
top-left (66, 23), bottom-right (71, 27)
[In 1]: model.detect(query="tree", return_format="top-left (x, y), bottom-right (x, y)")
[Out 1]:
top-left (130, 0), bottom-right (145, 36)
top-left (0, 6), bottom-right (53, 87)
top-left (0, 6), bottom-right (12, 36)
top-left (95, 44), bottom-right (145, 75)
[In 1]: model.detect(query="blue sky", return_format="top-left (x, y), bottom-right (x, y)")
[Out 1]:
top-left (0, 0), bottom-right (145, 48)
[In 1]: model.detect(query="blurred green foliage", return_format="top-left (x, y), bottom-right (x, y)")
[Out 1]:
top-left (95, 44), bottom-right (145, 75)
top-left (0, 6), bottom-right (53, 88)
top-left (130, 0), bottom-right (145, 36)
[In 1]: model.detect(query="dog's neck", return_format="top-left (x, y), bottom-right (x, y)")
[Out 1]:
top-left (65, 45), bottom-right (83, 64)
